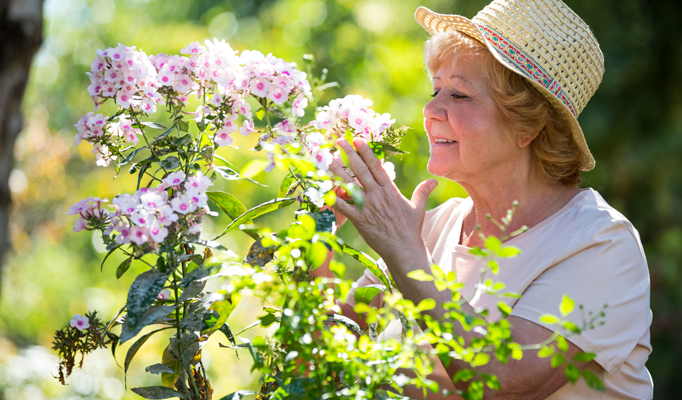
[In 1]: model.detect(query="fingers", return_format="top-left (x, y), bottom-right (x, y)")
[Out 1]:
top-left (329, 157), bottom-right (355, 183)
top-left (352, 139), bottom-right (393, 187)
top-left (330, 191), bottom-right (357, 220)
top-left (411, 179), bottom-right (438, 216)
top-left (335, 139), bottom-right (379, 191)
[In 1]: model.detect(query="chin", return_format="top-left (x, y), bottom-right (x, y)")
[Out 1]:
top-left (426, 159), bottom-right (455, 178)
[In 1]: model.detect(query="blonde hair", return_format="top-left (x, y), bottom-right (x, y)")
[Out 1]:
top-left (424, 31), bottom-right (582, 186)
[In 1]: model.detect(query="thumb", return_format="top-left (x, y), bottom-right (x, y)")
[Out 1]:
top-left (411, 179), bottom-right (438, 215)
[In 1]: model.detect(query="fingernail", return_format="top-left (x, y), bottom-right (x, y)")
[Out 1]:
top-left (430, 179), bottom-right (438, 189)
top-left (337, 138), bottom-right (349, 149)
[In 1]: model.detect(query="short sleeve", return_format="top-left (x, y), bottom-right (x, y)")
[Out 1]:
top-left (510, 218), bottom-right (651, 375)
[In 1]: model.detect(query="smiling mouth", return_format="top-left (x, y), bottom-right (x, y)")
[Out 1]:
top-left (433, 138), bottom-right (457, 144)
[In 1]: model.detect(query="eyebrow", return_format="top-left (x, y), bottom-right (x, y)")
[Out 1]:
top-left (433, 75), bottom-right (467, 81)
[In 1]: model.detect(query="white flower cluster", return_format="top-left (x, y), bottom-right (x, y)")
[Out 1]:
top-left (68, 171), bottom-right (213, 250)
top-left (87, 43), bottom-right (161, 112)
top-left (75, 39), bottom-right (315, 167)
top-left (314, 94), bottom-right (396, 141)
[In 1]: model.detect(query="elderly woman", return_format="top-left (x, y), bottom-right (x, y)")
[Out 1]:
top-left (318, 0), bottom-right (653, 399)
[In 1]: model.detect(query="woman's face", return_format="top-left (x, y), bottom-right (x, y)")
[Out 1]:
top-left (423, 52), bottom-right (522, 184)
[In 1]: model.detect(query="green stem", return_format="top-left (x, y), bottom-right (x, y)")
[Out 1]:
top-left (131, 113), bottom-right (169, 175)
top-left (171, 252), bottom-right (189, 396)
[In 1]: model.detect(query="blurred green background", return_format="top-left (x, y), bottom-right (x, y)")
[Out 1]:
top-left (1, 0), bottom-right (680, 398)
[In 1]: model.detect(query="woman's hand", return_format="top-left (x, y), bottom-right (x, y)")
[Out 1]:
top-left (329, 138), bottom-right (438, 267)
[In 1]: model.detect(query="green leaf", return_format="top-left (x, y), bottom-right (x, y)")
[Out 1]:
top-left (368, 141), bottom-right (407, 158)
top-left (416, 298), bottom-right (436, 312)
top-left (255, 108), bottom-right (265, 120)
top-left (184, 239), bottom-right (227, 251)
top-left (307, 241), bottom-right (328, 268)
top-left (278, 172), bottom-right (297, 198)
top-left (498, 301), bottom-right (512, 317)
top-left (218, 391), bottom-right (257, 400)
top-left (206, 191), bottom-right (251, 222)
top-left (581, 370), bottom-right (606, 391)
top-left (140, 122), bottom-right (168, 130)
top-left (215, 198), bottom-right (297, 239)
top-left (171, 134), bottom-right (192, 147)
top-left (430, 264), bottom-right (445, 280)
top-left (565, 363), bottom-right (580, 384)
top-left (145, 364), bottom-right (177, 375)
top-left (484, 236), bottom-right (502, 252)
top-left (538, 346), bottom-right (554, 358)
top-left (557, 335), bottom-right (569, 353)
top-left (472, 352), bottom-right (490, 367)
top-left (116, 256), bottom-right (133, 279)
top-left (178, 120), bottom-right (189, 132)
top-left (573, 352), bottom-right (596, 363)
top-left (131, 386), bottom-right (184, 399)
top-left (497, 246), bottom-right (521, 258)
top-left (118, 146), bottom-right (149, 166)
top-left (353, 284), bottom-right (387, 305)
top-left (344, 129), bottom-right (355, 149)
top-left (406, 269), bottom-right (433, 282)
top-left (241, 160), bottom-right (269, 178)
top-left (452, 368), bottom-right (475, 383)
top-left (120, 306), bottom-right (175, 344)
top-left (563, 321), bottom-right (581, 334)
top-left (259, 313), bottom-right (279, 327)
top-left (540, 314), bottom-right (560, 325)
top-left (100, 244), bottom-right (123, 272)
top-left (559, 295), bottom-right (575, 316)
top-left (151, 125), bottom-right (176, 144)
top-left (312, 209), bottom-right (336, 233)
top-left (218, 322), bottom-right (237, 347)
top-left (124, 269), bottom-right (171, 329)
top-left (325, 314), bottom-right (364, 336)
top-left (213, 166), bottom-right (241, 181)
top-left (481, 373), bottom-right (501, 390)
top-left (125, 328), bottom-right (170, 380)
top-left (342, 244), bottom-right (395, 291)
top-left (158, 156), bottom-right (181, 170)
top-left (551, 353), bottom-right (566, 368)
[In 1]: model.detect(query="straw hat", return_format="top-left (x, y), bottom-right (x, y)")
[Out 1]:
top-left (415, 0), bottom-right (604, 171)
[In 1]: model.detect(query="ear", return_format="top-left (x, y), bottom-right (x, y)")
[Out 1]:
top-left (517, 127), bottom-right (541, 148)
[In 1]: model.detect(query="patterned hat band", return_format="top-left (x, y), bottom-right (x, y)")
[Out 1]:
top-left (476, 23), bottom-right (577, 117)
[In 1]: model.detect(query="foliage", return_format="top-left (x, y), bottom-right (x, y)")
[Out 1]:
top-left (50, 38), bottom-right (607, 400)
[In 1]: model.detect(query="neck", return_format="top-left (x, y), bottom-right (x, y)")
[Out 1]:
top-left (457, 167), bottom-right (580, 245)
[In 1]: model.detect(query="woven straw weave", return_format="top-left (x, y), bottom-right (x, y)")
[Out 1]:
top-left (415, 0), bottom-right (604, 171)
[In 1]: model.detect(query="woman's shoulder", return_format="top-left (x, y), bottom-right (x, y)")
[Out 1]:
top-left (553, 188), bottom-right (646, 262)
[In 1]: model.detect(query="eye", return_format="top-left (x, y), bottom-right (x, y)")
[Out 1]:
top-left (452, 93), bottom-right (468, 100)
top-left (431, 90), bottom-right (440, 98)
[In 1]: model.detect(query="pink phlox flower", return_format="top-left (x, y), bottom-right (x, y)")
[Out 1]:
top-left (273, 119), bottom-right (296, 134)
top-left (92, 143), bottom-right (113, 167)
top-left (250, 77), bottom-right (272, 98)
top-left (272, 75), bottom-right (294, 90)
top-left (348, 109), bottom-right (370, 133)
top-left (139, 98), bottom-right (157, 114)
top-left (264, 151), bottom-right (277, 173)
top-left (173, 74), bottom-right (193, 94)
top-left (292, 93), bottom-right (308, 118)
top-left (182, 41), bottom-right (206, 56)
top-left (186, 188), bottom-right (208, 208)
top-left (209, 93), bottom-right (224, 107)
top-left (171, 194), bottom-right (197, 215)
top-left (163, 170), bottom-right (186, 187)
top-left (267, 86), bottom-right (288, 105)
top-left (274, 61), bottom-right (295, 76)
top-left (130, 209), bottom-right (152, 227)
top-left (91, 56), bottom-right (106, 73)
top-left (87, 78), bottom-right (103, 97)
top-left (239, 119), bottom-right (255, 137)
top-left (73, 216), bottom-right (88, 232)
top-left (313, 110), bottom-right (336, 130)
top-left (69, 314), bottom-right (90, 331)
top-left (160, 204), bottom-right (179, 223)
top-left (88, 113), bottom-right (106, 127)
top-left (311, 147), bottom-right (333, 171)
top-left (234, 73), bottom-right (250, 90)
top-left (140, 192), bottom-right (164, 211)
top-left (157, 64), bottom-right (176, 86)
top-left (157, 289), bottom-right (172, 300)
top-left (74, 130), bottom-right (87, 146)
top-left (101, 82), bottom-right (116, 97)
top-left (149, 220), bottom-right (169, 243)
top-left (184, 171), bottom-right (212, 193)
top-left (373, 112), bottom-right (395, 136)
top-left (113, 194), bottom-right (139, 215)
top-left (130, 226), bottom-right (150, 245)
top-left (187, 223), bottom-right (202, 235)
top-left (124, 128), bottom-right (139, 145)
top-left (222, 113), bottom-right (239, 134)
top-left (305, 132), bottom-right (327, 149)
top-left (254, 62), bottom-right (275, 78)
top-left (149, 53), bottom-right (170, 70)
top-left (215, 127), bottom-right (234, 147)
top-left (232, 98), bottom-right (252, 119)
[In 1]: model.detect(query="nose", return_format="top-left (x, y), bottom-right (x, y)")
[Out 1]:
top-left (423, 94), bottom-right (447, 122)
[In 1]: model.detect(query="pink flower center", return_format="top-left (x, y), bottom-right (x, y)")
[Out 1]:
top-left (180, 204), bottom-right (187, 210)
top-left (257, 83), bottom-right (264, 90)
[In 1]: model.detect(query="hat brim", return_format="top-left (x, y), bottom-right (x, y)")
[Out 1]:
top-left (415, 6), bottom-right (595, 171)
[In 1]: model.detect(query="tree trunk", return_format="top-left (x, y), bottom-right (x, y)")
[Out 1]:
top-left (0, 0), bottom-right (44, 291)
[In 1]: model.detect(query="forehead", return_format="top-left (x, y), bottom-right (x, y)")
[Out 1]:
top-left (432, 52), bottom-right (486, 89)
